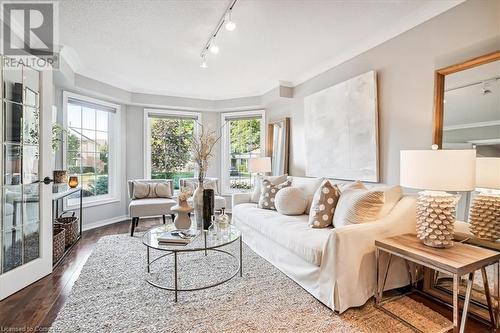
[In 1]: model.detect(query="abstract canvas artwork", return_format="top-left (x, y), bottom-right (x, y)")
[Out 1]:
top-left (304, 71), bottom-right (379, 182)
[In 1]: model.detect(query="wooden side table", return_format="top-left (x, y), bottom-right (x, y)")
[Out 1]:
top-left (375, 233), bottom-right (500, 333)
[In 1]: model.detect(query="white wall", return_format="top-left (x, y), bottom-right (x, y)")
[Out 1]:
top-left (263, 0), bottom-right (500, 185)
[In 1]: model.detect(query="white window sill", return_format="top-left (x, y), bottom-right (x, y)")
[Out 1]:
top-left (66, 197), bottom-right (120, 210)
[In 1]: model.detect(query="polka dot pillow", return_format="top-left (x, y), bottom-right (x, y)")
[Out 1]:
top-left (258, 179), bottom-right (291, 210)
top-left (308, 180), bottom-right (341, 228)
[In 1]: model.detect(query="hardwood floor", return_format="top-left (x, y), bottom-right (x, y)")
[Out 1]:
top-left (0, 217), bottom-right (161, 331)
top-left (0, 217), bottom-right (493, 332)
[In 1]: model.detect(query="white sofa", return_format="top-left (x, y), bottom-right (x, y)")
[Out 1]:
top-left (232, 176), bottom-right (417, 313)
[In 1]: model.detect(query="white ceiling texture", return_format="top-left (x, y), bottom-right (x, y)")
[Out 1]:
top-left (59, 0), bottom-right (463, 100)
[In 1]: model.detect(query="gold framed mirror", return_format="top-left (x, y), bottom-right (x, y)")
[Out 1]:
top-left (428, 50), bottom-right (500, 324)
top-left (432, 50), bottom-right (500, 147)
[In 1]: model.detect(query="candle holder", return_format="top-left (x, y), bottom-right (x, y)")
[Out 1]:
top-left (68, 176), bottom-right (79, 188)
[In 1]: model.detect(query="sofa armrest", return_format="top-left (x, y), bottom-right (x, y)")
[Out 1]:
top-left (232, 192), bottom-right (252, 207)
top-left (323, 196), bottom-right (416, 313)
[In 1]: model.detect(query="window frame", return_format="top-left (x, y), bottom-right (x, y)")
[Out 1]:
top-left (62, 91), bottom-right (121, 208)
top-left (143, 108), bottom-right (202, 181)
top-left (220, 110), bottom-right (266, 195)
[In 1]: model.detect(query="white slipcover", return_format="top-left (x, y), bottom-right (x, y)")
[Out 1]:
top-left (232, 179), bottom-right (416, 313)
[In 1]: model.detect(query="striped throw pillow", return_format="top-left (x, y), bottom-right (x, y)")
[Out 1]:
top-left (333, 186), bottom-right (385, 227)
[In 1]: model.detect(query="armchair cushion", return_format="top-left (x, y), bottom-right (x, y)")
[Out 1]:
top-left (129, 198), bottom-right (176, 217)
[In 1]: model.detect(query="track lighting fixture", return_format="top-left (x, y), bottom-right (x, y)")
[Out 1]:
top-left (199, 0), bottom-right (238, 67)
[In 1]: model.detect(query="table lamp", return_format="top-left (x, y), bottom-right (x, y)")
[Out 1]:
top-left (469, 157), bottom-right (500, 241)
top-left (248, 157), bottom-right (271, 175)
top-left (400, 146), bottom-right (476, 248)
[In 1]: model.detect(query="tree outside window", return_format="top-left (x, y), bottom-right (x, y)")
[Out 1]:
top-left (149, 117), bottom-right (195, 189)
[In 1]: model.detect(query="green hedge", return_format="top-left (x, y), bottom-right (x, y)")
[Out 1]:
top-left (152, 172), bottom-right (194, 189)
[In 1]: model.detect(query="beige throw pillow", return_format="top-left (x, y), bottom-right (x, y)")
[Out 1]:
top-left (154, 182), bottom-right (173, 198)
top-left (132, 181), bottom-right (150, 199)
top-left (275, 187), bottom-right (307, 215)
top-left (184, 179), bottom-right (219, 195)
top-left (251, 174), bottom-right (288, 203)
top-left (333, 186), bottom-right (385, 227)
top-left (133, 182), bottom-right (173, 199)
top-left (258, 179), bottom-right (291, 210)
top-left (308, 180), bottom-right (341, 228)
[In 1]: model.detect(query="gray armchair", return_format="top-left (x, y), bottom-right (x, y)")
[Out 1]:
top-left (179, 177), bottom-right (226, 211)
top-left (128, 179), bottom-right (175, 236)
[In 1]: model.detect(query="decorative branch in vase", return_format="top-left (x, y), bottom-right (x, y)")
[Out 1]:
top-left (190, 122), bottom-right (224, 229)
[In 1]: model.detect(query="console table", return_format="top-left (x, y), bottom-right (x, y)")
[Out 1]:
top-left (52, 187), bottom-right (83, 268)
top-left (375, 233), bottom-right (500, 333)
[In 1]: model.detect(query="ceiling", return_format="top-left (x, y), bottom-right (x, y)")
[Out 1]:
top-left (58, 0), bottom-right (463, 100)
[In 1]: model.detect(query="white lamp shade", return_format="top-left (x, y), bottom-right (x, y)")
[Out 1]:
top-left (476, 157), bottom-right (500, 189)
top-left (400, 149), bottom-right (476, 191)
top-left (248, 157), bottom-right (271, 173)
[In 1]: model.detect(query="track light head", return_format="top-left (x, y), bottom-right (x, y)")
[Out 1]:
top-left (225, 11), bottom-right (236, 31)
top-left (225, 20), bottom-right (236, 31)
top-left (209, 41), bottom-right (219, 54)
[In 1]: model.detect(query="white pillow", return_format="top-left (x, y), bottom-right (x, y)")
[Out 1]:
top-left (290, 177), bottom-right (324, 212)
top-left (275, 187), bottom-right (307, 215)
top-left (251, 174), bottom-right (288, 203)
top-left (372, 185), bottom-right (403, 218)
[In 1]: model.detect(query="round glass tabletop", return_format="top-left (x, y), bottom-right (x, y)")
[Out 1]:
top-left (142, 224), bottom-right (241, 252)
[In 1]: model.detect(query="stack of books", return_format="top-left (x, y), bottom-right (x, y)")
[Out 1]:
top-left (157, 229), bottom-right (199, 246)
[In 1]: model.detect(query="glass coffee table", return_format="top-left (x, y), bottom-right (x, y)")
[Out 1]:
top-left (142, 224), bottom-right (242, 302)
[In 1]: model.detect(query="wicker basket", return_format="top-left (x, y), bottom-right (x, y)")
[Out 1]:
top-left (53, 225), bottom-right (66, 264)
top-left (55, 212), bottom-right (79, 247)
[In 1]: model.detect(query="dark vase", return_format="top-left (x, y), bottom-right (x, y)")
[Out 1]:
top-left (202, 189), bottom-right (214, 230)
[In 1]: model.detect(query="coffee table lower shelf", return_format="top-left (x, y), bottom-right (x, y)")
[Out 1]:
top-left (143, 229), bottom-right (243, 302)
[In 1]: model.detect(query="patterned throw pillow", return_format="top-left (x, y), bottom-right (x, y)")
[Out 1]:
top-left (154, 182), bottom-right (172, 198)
top-left (251, 174), bottom-right (288, 203)
top-left (308, 180), bottom-right (341, 228)
top-left (133, 182), bottom-right (172, 199)
top-left (258, 179), bottom-right (291, 210)
top-left (132, 182), bottom-right (150, 199)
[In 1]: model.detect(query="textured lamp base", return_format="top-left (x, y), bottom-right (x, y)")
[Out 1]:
top-left (469, 194), bottom-right (500, 241)
top-left (416, 191), bottom-right (457, 248)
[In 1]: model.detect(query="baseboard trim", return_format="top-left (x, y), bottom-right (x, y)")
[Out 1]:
top-left (82, 215), bottom-right (130, 232)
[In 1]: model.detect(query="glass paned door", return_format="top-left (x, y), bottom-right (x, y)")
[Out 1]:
top-left (0, 59), bottom-right (41, 274)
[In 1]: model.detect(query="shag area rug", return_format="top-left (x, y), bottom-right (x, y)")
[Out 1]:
top-left (50, 232), bottom-right (452, 333)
